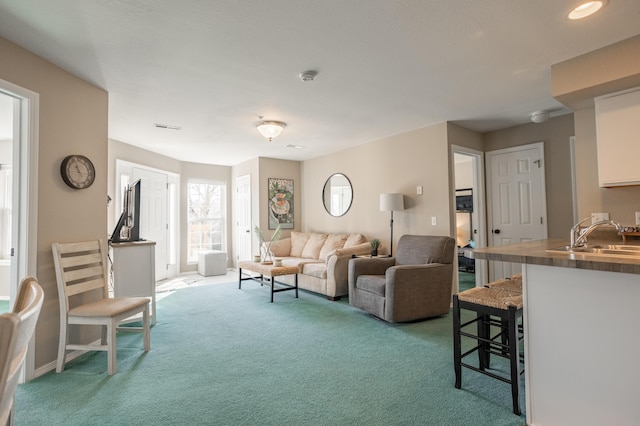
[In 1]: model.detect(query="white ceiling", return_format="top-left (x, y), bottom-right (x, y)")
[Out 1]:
top-left (0, 1), bottom-right (638, 166)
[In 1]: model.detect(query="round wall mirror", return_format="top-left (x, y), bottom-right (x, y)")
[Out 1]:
top-left (323, 173), bottom-right (353, 217)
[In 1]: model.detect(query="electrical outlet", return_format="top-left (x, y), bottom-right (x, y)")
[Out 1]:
top-left (431, 216), bottom-right (437, 226)
top-left (417, 185), bottom-right (423, 195)
top-left (635, 212), bottom-right (640, 225)
top-left (591, 213), bottom-right (609, 224)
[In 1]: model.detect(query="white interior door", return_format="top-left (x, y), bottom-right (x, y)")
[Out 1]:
top-left (236, 174), bottom-right (251, 263)
top-left (487, 142), bottom-right (547, 280)
top-left (133, 167), bottom-right (168, 281)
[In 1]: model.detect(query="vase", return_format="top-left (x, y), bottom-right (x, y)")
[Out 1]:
top-left (371, 249), bottom-right (378, 257)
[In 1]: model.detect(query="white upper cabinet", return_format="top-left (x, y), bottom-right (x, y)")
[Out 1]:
top-left (595, 86), bottom-right (640, 187)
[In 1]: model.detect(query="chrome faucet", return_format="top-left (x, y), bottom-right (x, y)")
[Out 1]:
top-left (570, 217), bottom-right (622, 248)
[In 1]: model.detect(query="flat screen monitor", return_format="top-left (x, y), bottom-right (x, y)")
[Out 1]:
top-left (110, 179), bottom-right (141, 242)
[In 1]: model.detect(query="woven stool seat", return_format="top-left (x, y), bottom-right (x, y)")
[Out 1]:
top-left (485, 273), bottom-right (523, 294)
top-left (458, 286), bottom-right (523, 309)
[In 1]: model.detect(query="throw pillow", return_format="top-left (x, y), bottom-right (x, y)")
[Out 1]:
top-left (290, 231), bottom-right (310, 257)
top-left (344, 233), bottom-right (367, 248)
top-left (319, 233), bottom-right (348, 260)
top-left (301, 233), bottom-right (328, 259)
top-left (268, 238), bottom-right (291, 258)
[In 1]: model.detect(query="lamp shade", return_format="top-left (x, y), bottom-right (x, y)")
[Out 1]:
top-left (256, 120), bottom-right (286, 141)
top-left (380, 193), bottom-right (404, 212)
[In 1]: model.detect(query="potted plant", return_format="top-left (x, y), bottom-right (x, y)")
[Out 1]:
top-left (370, 239), bottom-right (381, 257)
top-left (254, 225), bottom-right (281, 263)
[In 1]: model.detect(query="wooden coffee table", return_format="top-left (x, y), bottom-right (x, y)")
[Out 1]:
top-left (238, 261), bottom-right (300, 302)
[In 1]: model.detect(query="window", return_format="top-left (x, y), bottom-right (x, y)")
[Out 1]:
top-left (187, 181), bottom-right (225, 262)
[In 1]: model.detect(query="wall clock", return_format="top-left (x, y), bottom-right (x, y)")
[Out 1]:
top-left (60, 155), bottom-right (95, 189)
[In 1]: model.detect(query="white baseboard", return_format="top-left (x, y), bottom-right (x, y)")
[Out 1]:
top-left (34, 339), bottom-right (102, 378)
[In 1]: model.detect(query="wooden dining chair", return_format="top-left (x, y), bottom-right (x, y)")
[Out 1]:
top-left (0, 276), bottom-right (44, 426)
top-left (52, 239), bottom-right (150, 375)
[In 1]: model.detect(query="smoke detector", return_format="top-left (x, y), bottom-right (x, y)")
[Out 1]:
top-left (530, 110), bottom-right (550, 124)
top-left (299, 70), bottom-right (318, 82)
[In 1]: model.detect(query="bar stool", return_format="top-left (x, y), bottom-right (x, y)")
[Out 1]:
top-left (453, 286), bottom-right (524, 415)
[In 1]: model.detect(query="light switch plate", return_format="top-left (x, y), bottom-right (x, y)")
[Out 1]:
top-left (417, 185), bottom-right (423, 195)
top-left (591, 212), bottom-right (609, 224)
top-left (431, 216), bottom-right (437, 226)
top-left (635, 212), bottom-right (640, 225)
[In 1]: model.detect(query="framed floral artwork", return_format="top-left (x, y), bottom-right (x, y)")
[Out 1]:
top-left (268, 178), bottom-right (294, 229)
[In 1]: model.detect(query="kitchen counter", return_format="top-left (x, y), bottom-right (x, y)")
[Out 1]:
top-left (471, 237), bottom-right (640, 426)
top-left (470, 237), bottom-right (640, 274)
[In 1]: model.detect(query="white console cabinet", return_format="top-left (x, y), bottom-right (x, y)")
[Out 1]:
top-left (109, 240), bottom-right (156, 325)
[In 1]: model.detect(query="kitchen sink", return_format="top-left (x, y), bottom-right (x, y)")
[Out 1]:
top-left (546, 244), bottom-right (640, 257)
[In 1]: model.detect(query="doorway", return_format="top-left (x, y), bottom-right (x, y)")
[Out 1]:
top-left (486, 142), bottom-right (547, 280)
top-left (0, 78), bottom-right (39, 380)
top-left (451, 145), bottom-right (487, 290)
top-left (0, 93), bottom-right (13, 309)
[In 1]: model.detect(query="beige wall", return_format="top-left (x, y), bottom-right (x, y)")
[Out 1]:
top-left (107, 139), bottom-right (182, 232)
top-left (108, 139), bottom-right (234, 273)
top-left (552, 34), bottom-right (640, 226)
top-left (483, 113), bottom-right (575, 238)
top-left (0, 36), bottom-right (108, 370)
top-left (573, 107), bottom-right (640, 225)
top-left (228, 157), bottom-right (300, 266)
top-left (301, 123), bottom-right (452, 253)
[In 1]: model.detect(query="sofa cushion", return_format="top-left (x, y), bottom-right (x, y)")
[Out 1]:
top-left (268, 238), bottom-right (291, 258)
top-left (344, 233), bottom-right (367, 248)
top-left (301, 233), bottom-right (328, 259)
top-left (302, 262), bottom-right (327, 279)
top-left (319, 233), bottom-right (348, 260)
top-left (290, 232), bottom-right (310, 257)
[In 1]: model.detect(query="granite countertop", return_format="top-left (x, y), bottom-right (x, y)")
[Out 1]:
top-left (469, 237), bottom-right (640, 275)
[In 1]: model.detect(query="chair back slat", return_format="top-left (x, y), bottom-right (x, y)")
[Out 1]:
top-left (53, 240), bottom-right (110, 311)
top-left (64, 278), bottom-right (106, 297)
top-left (63, 265), bottom-right (106, 285)
top-left (54, 240), bottom-right (101, 255)
top-left (59, 252), bottom-right (103, 269)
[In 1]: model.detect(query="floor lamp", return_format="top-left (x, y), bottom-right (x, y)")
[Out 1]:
top-left (380, 193), bottom-right (404, 257)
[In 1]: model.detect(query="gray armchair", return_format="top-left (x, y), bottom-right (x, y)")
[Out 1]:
top-left (348, 235), bottom-right (455, 323)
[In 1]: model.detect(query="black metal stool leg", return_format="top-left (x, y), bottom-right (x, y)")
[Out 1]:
top-left (453, 296), bottom-right (462, 389)
top-left (508, 305), bottom-right (522, 416)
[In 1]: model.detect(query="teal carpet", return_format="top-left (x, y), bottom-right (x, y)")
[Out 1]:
top-left (15, 282), bottom-right (525, 425)
top-left (458, 271), bottom-right (476, 292)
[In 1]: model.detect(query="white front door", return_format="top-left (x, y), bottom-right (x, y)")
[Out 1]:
top-left (133, 167), bottom-right (168, 281)
top-left (236, 174), bottom-right (252, 263)
top-left (487, 142), bottom-right (547, 280)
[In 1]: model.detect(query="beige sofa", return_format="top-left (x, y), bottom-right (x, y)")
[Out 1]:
top-left (266, 231), bottom-right (372, 300)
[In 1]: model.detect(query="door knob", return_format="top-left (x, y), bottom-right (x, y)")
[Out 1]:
top-left (493, 229), bottom-right (501, 234)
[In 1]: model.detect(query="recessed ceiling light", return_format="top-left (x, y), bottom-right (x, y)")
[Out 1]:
top-left (568, 1), bottom-right (607, 20)
top-left (286, 144), bottom-right (305, 149)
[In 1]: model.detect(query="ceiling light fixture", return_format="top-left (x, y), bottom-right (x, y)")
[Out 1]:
top-left (568, 1), bottom-right (607, 20)
top-left (530, 110), bottom-right (550, 123)
top-left (286, 144), bottom-right (305, 149)
top-left (256, 120), bottom-right (286, 141)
